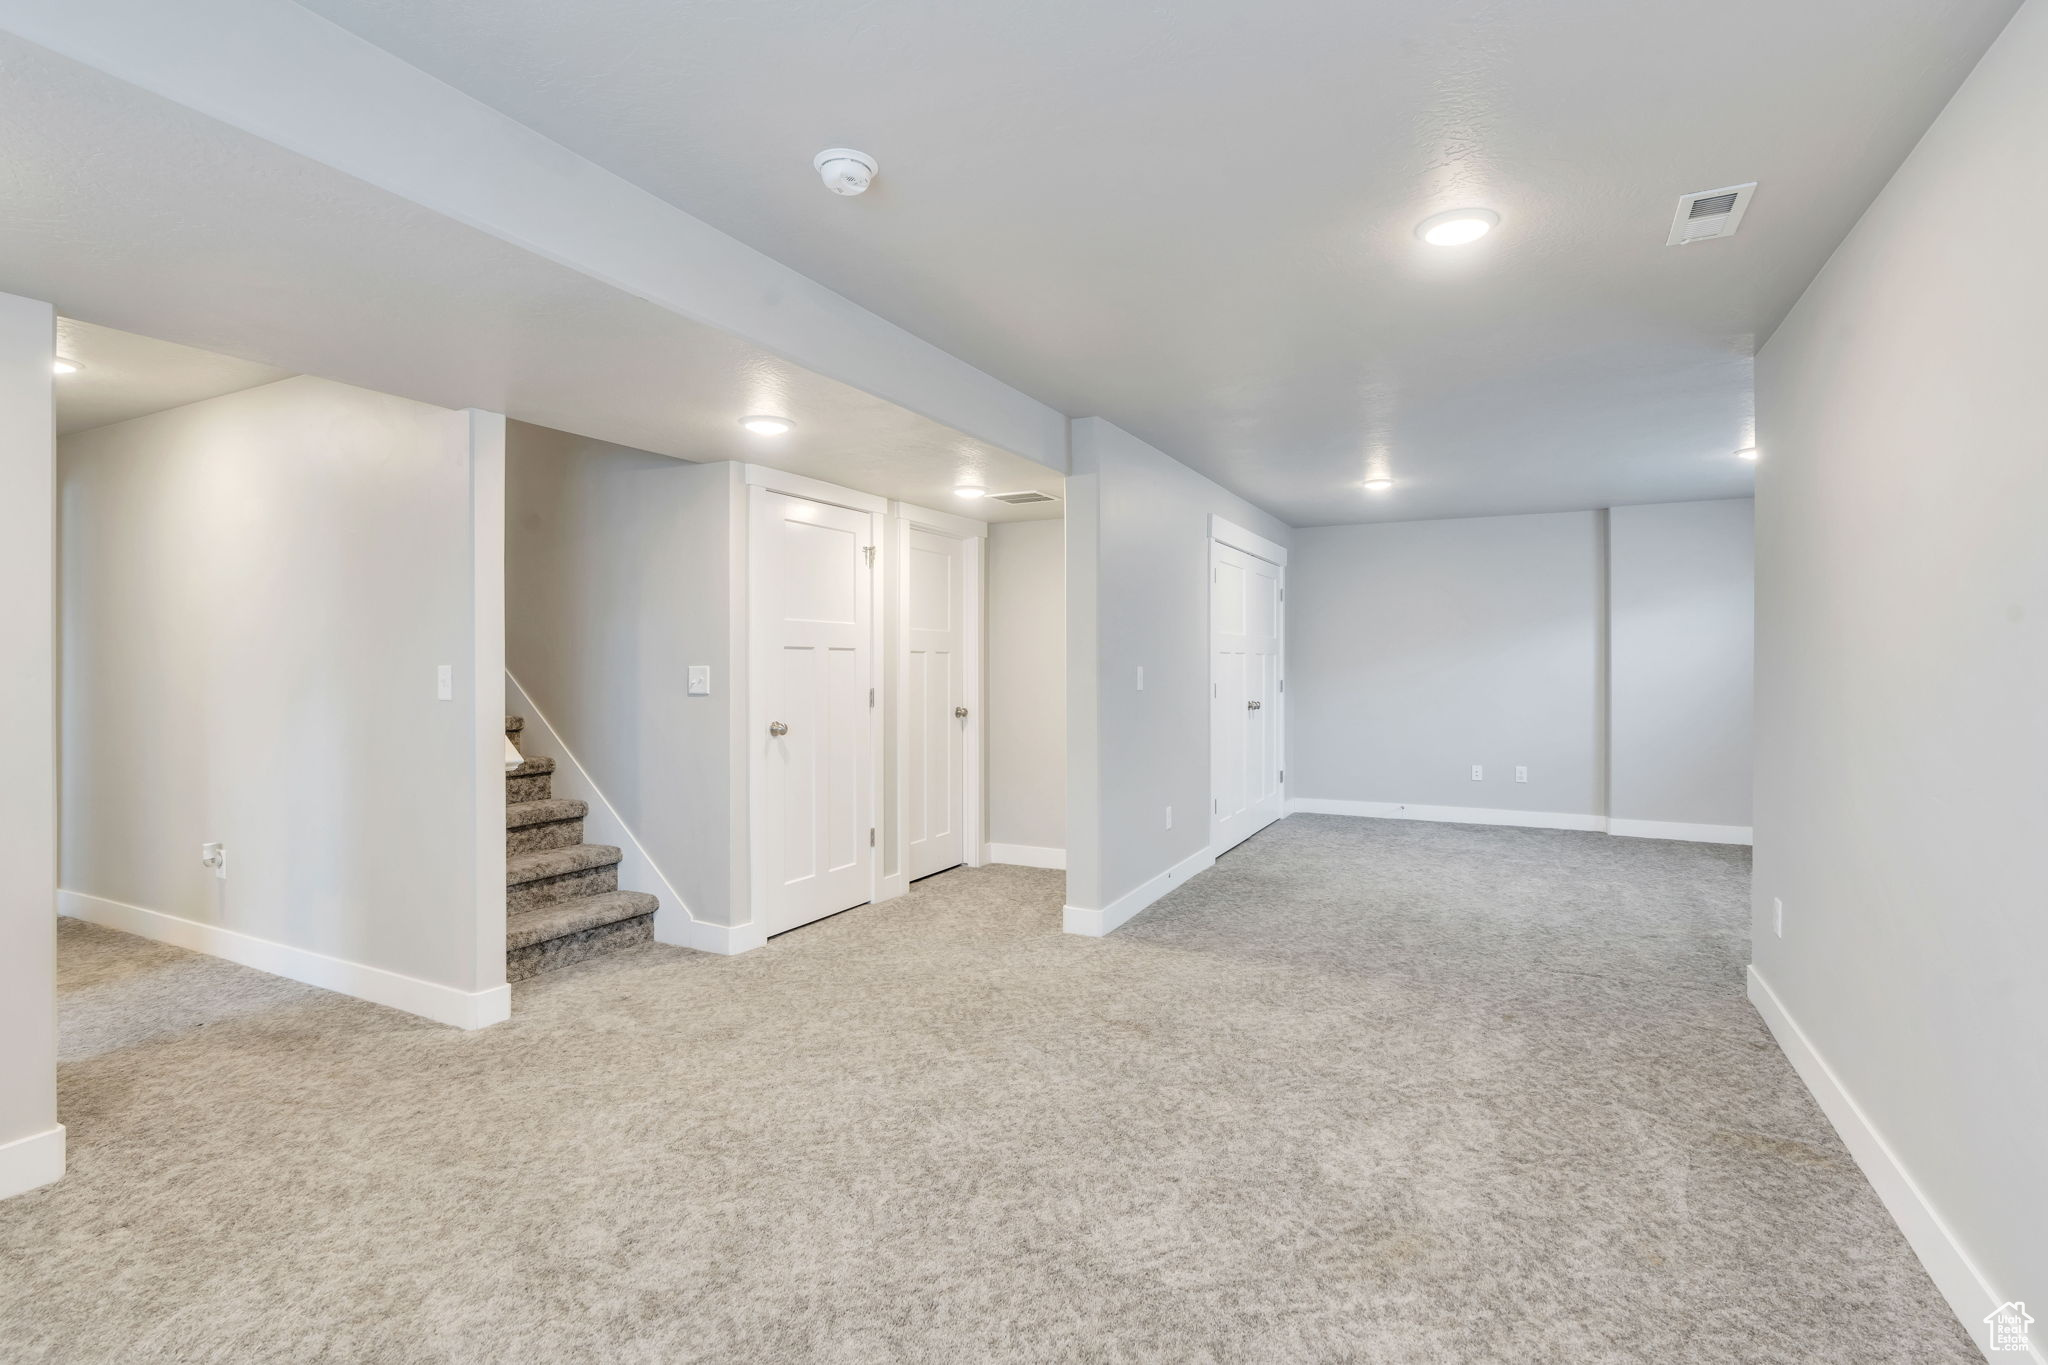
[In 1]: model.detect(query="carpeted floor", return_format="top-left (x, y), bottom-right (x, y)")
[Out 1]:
top-left (1, 816), bottom-right (1974, 1363)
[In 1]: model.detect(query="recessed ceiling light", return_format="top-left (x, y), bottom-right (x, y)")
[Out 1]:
top-left (53, 359), bottom-right (80, 375)
top-left (739, 416), bottom-right (793, 436)
top-left (1415, 208), bottom-right (1499, 246)
top-left (954, 485), bottom-right (987, 500)
top-left (1363, 478), bottom-right (1394, 492)
top-left (1735, 447), bottom-right (1759, 461)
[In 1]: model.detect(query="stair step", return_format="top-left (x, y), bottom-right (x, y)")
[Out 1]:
top-left (506, 755), bottom-right (553, 779)
top-left (505, 715), bottom-right (524, 736)
top-left (507, 843), bottom-right (620, 887)
top-left (506, 754), bottom-right (554, 802)
top-left (507, 890), bottom-right (657, 951)
top-left (506, 798), bottom-right (586, 830)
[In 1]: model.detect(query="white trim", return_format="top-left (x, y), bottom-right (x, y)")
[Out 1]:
top-left (58, 891), bottom-right (511, 1029)
top-left (1287, 798), bottom-right (1608, 833)
top-left (985, 842), bottom-right (1066, 870)
top-left (0, 1125), bottom-right (64, 1201)
top-left (1748, 966), bottom-right (2036, 1363)
top-left (742, 462), bottom-right (888, 514)
top-left (1063, 846), bottom-right (1213, 937)
top-left (505, 673), bottom-right (760, 956)
top-left (1206, 513), bottom-right (1289, 567)
top-left (1608, 818), bottom-right (1753, 846)
top-left (888, 499), bottom-right (989, 540)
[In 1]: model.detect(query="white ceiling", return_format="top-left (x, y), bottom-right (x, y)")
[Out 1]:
top-left (54, 319), bottom-right (295, 436)
top-left (0, 34), bottom-right (1059, 522)
top-left (295, 0), bottom-right (2018, 524)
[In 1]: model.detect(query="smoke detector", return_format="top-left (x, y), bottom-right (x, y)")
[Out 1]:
top-left (813, 148), bottom-right (877, 196)
top-left (1667, 182), bottom-right (1756, 245)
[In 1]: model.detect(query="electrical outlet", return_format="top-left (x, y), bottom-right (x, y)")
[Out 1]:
top-left (1773, 897), bottom-right (1784, 938)
top-left (200, 842), bottom-right (227, 880)
top-left (1470, 765), bottom-right (1484, 781)
top-left (1515, 765), bottom-right (1528, 783)
top-left (1164, 805), bottom-right (1173, 830)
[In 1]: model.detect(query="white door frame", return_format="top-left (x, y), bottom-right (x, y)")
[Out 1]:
top-left (879, 500), bottom-right (985, 902)
top-left (743, 464), bottom-right (886, 934)
top-left (1208, 514), bottom-right (1287, 857)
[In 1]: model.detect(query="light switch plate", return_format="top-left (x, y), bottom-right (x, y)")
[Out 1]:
top-left (687, 665), bottom-right (711, 696)
top-left (436, 664), bottom-right (453, 701)
top-left (1515, 766), bottom-right (1528, 783)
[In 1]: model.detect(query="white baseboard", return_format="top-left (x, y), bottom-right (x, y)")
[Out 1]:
top-left (507, 673), bottom-right (760, 956)
top-left (0, 1125), bottom-right (65, 1201)
top-left (1609, 818), bottom-right (1753, 845)
top-left (1064, 846), bottom-right (1213, 937)
top-left (1748, 966), bottom-right (2032, 1363)
top-left (59, 891), bottom-right (510, 1030)
top-left (985, 842), bottom-right (1066, 870)
top-left (1287, 798), bottom-right (1607, 833)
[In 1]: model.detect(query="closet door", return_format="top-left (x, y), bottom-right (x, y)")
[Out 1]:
top-left (1211, 540), bottom-right (1282, 855)
top-left (752, 488), bottom-right (874, 934)
top-left (905, 526), bottom-right (967, 879)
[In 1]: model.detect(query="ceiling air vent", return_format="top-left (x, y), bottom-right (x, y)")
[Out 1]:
top-left (1667, 182), bottom-right (1757, 245)
top-left (986, 489), bottom-right (1060, 505)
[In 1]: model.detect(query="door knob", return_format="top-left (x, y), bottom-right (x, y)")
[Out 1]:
top-left (954, 706), bottom-right (970, 719)
top-left (1247, 700), bottom-right (1262, 710)
top-left (769, 721), bottom-right (788, 737)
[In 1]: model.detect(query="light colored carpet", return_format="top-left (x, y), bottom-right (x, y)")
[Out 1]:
top-left (1, 815), bottom-right (1974, 1363)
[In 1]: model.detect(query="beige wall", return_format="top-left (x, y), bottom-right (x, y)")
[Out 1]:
top-left (987, 520), bottom-right (1066, 854)
top-left (59, 376), bottom-right (492, 992)
top-left (1752, 0), bottom-right (2045, 1340)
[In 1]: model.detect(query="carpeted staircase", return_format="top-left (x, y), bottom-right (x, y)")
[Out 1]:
top-left (503, 715), bottom-right (657, 980)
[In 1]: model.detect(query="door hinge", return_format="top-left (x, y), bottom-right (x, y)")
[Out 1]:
top-left (1278, 679), bottom-right (1285, 693)
top-left (869, 687), bottom-right (875, 707)
top-left (864, 545), bottom-right (876, 567)
top-left (869, 827), bottom-right (876, 847)
top-left (1278, 588), bottom-right (1285, 601)
top-left (1213, 798), bottom-right (1219, 813)
top-left (1279, 769), bottom-right (1285, 783)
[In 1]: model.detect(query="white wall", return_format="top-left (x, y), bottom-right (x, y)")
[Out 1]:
top-left (1609, 500), bottom-right (1753, 832)
top-left (1287, 503), bottom-right (1753, 836)
top-left (987, 519), bottom-right (1066, 857)
top-left (503, 424), bottom-right (741, 927)
top-left (1065, 419), bottom-right (1292, 920)
top-left (1751, 2), bottom-right (2045, 1345)
top-left (1290, 512), bottom-right (1606, 816)
top-left (0, 292), bottom-right (61, 1199)
top-left (59, 376), bottom-right (502, 1020)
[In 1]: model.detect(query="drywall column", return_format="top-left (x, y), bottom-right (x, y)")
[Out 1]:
top-left (1751, 3), bottom-right (2046, 1350)
top-left (466, 412), bottom-right (508, 1002)
top-left (1607, 500), bottom-right (1753, 841)
top-left (0, 291), bottom-right (61, 1198)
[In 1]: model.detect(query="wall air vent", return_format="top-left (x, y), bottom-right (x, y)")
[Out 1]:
top-left (1666, 182), bottom-right (1757, 245)
top-left (986, 490), bottom-right (1060, 505)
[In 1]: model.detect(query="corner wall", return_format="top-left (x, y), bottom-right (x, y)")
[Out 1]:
top-left (1065, 418), bottom-right (1291, 926)
top-left (1287, 500), bottom-right (1753, 839)
top-left (0, 291), bottom-right (61, 1199)
top-left (58, 375), bottom-right (504, 1027)
top-left (1751, 1), bottom-right (2046, 1348)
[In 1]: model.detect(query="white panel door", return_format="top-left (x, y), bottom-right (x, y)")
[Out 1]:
top-left (905, 526), bottom-right (966, 880)
top-left (1211, 541), bottom-right (1283, 855)
top-left (753, 488), bottom-right (874, 935)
